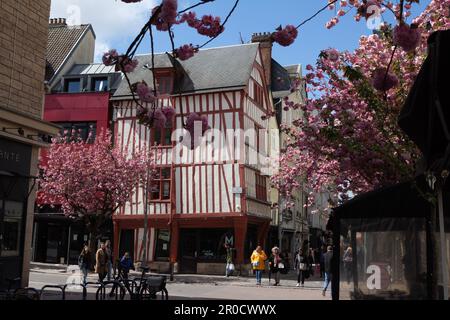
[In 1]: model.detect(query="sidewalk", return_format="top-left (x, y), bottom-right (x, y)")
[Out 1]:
top-left (30, 262), bottom-right (324, 289)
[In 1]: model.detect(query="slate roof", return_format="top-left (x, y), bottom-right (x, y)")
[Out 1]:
top-left (271, 59), bottom-right (292, 93)
top-left (112, 43), bottom-right (259, 99)
top-left (45, 24), bottom-right (92, 81)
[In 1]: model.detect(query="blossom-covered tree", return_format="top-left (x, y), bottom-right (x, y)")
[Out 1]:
top-left (271, 0), bottom-right (450, 210)
top-left (38, 129), bottom-right (158, 251)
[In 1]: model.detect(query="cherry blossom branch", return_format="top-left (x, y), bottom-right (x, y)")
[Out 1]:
top-left (295, 0), bottom-right (338, 29)
top-left (178, 0), bottom-right (215, 15)
top-left (199, 0), bottom-right (240, 48)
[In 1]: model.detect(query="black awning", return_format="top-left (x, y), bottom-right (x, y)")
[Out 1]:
top-left (330, 175), bottom-right (434, 223)
top-left (398, 29), bottom-right (450, 168)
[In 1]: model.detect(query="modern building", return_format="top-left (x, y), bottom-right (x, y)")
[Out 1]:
top-left (32, 19), bottom-right (120, 265)
top-left (0, 1), bottom-right (60, 289)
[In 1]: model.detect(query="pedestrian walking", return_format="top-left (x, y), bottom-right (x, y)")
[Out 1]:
top-left (268, 247), bottom-right (285, 286)
top-left (343, 246), bottom-right (353, 284)
top-left (319, 245), bottom-right (326, 278)
top-left (322, 246), bottom-right (333, 296)
top-left (294, 249), bottom-right (308, 287)
top-left (250, 245), bottom-right (267, 286)
top-left (95, 242), bottom-right (108, 282)
top-left (105, 240), bottom-right (113, 281)
top-left (119, 252), bottom-right (134, 279)
top-left (78, 245), bottom-right (92, 285)
top-left (224, 244), bottom-right (235, 277)
top-left (308, 248), bottom-right (315, 277)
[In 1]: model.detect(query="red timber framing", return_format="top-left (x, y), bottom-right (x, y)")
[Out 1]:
top-left (111, 50), bottom-right (273, 272)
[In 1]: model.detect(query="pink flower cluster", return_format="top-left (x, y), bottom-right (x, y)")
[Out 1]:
top-left (135, 81), bottom-right (156, 103)
top-left (371, 68), bottom-right (399, 91)
top-left (102, 49), bottom-right (138, 73)
top-left (174, 44), bottom-right (199, 61)
top-left (183, 112), bottom-right (210, 149)
top-left (137, 105), bottom-right (176, 128)
top-left (152, 0), bottom-right (178, 31)
top-left (272, 25), bottom-right (298, 47)
top-left (393, 23), bottom-right (421, 52)
top-left (102, 49), bottom-right (118, 66)
top-left (180, 12), bottom-right (224, 38)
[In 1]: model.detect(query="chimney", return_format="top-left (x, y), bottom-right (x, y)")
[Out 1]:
top-left (251, 32), bottom-right (273, 87)
top-left (49, 18), bottom-right (67, 26)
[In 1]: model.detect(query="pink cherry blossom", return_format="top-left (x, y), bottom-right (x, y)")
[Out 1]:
top-left (273, 25), bottom-right (298, 47)
top-left (393, 23), bottom-right (421, 52)
top-left (174, 44), bottom-right (198, 60)
top-left (371, 68), bottom-right (399, 91)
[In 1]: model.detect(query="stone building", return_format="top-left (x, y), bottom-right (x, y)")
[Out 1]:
top-left (0, 0), bottom-right (59, 289)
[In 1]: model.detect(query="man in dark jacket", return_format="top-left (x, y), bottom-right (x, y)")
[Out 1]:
top-left (322, 246), bottom-right (333, 297)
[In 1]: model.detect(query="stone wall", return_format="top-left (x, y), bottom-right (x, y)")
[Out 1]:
top-left (0, 0), bottom-right (51, 118)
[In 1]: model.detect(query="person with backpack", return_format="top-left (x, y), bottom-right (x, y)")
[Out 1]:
top-left (78, 245), bottom-right (92, 285)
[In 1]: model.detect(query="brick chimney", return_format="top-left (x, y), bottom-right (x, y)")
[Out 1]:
top-left (49, 18), bottom-right (67, 26)
top-left (251, 32), bottom-right (273, 87)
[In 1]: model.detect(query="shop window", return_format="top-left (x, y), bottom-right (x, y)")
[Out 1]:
top-left (197, 229), bottom-right (234, 261)
top-left (150, 167), bottom-right (171, 201)
top-left (91, 77), bottom-right (109, 92)
top-left (255, 173), bottom-right (267, 201)
top-left (154, 229), bottom-right (170, 261)
top-left (65, 78), bottom-right (81, 93)
top-left (0, 200), bottom-right (23, 257)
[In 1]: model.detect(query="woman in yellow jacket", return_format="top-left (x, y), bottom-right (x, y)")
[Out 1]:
top-left (251, 246), bottom-right (267, 285)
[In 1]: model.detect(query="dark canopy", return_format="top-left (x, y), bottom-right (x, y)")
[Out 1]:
top-left (398, 29), bottom-right (450, 169)
top-left (327, 176), bottom-right (435, 230)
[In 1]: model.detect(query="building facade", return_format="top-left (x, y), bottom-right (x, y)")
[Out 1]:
top-left (33, 63), bottom-right (121, 265)
top-left (111, 43), bottom-right (279, 275)
top-left (0, 0), bottom-right (59, 289)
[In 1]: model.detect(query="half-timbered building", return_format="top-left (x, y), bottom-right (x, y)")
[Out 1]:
top-left (111, 40), bottom-right (281, 274)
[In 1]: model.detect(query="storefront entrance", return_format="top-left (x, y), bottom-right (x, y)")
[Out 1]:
top-left (178, 228), bottom-right (234, 273)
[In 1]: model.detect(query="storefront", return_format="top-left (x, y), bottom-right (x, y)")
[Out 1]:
top-left (177, 228), bottom-right (235, 274)
top-left (329, 177), bottom-right (450, 300)
top-left (33, 211), bottom-right (113, 265)
top-left (0, 138), bottom-right (33, 289)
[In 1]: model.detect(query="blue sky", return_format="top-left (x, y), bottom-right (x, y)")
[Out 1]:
top-left (51, 0), bottom-right (431, 69)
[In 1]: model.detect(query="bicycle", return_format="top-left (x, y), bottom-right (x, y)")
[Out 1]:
top-left (112, 266), bottom-right (168, 300)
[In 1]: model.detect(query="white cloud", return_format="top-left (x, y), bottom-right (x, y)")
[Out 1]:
top-left (50, 0), bottom-right (157, 61)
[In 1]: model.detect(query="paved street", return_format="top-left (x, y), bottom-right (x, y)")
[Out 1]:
top-left (29, 267), bottom-right (331, 300)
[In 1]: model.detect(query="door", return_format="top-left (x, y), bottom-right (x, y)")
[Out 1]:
top-left (179, 229), bottom-right (197, 273)
top-left (46, 224), bottom-right (67, 264)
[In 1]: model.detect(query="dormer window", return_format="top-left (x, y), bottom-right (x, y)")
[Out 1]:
top-left (65, 78), bottom-right (81, 93)
top-left (92, 77), bottom-right (109, 92)
top-left (155, 71), bottom-right (174, 95)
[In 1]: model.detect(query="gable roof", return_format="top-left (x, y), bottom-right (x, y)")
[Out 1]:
top-left (112, 43), bottom-right (259, 99)
top-left (45, 24), bottom-right (92, 82)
